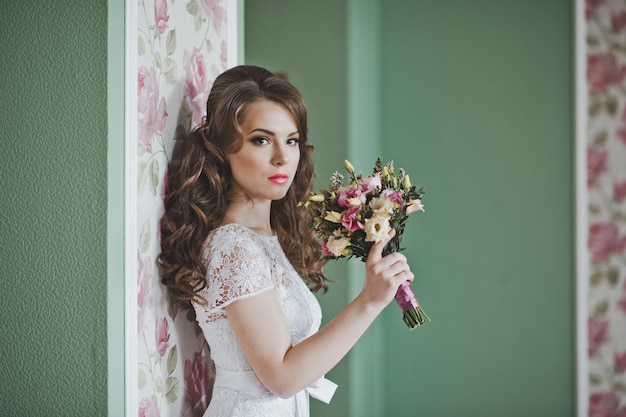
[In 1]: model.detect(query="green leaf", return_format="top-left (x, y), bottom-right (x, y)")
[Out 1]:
top-left (149, 159), bottom-right (160, 196)
top-left (607, 268), bottom-right (620, 285)
top-left (186, 0), bottom-right (198, 17)
top-left (138, 160), bottom-right (148, 194)
top-left (166, 30), bottom-right (177, 56)
top-left (138, 36), bottom-right (146, 56)
top-left (138, 369), bottom-right (146, 389)
top-left (155, 376), bottom-right (163, 394)
top-left (154, 52), bottom-right (162, 69)
top-left (167, 345), bottom-right (178, 375)
top-left (164, 377), bottom-right (179, 404)
top-left (139, 219), bottom-right (151, 252)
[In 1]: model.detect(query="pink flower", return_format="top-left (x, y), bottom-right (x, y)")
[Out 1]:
top-left (138, 66), bottom-right (168, 146)
top-left (612, 11), bottom-right (626, 31)
top-left (154, 0), bottom-right (169, 35)
top-left (337, 187), bottom-right (365, 208)
top-left (184, 48), bottom-right (210, 126)
top-left (197, 0), bottom-right (226, 34)
top-left (586, 0), bottom-right (606, 20)
top-left (381, 188), bottom-right (404, 207)
top-left (588, 317), bottom-right (609, 358)
top-left (614, 180), bottom-right (626, 201)
top-left (359, 175), bottom-right (381, 194)
top-left (341, 206), bottom-right (364, 232)
top-left (615, 351), bottom-right (626, 373)
top-left (587, 147), bottom-right (608, 189)
top-left (589, 222), bottom-right (624, 262)
top-left (619, 279), bottom-right (626, 315)
top-left (139, 395), bottom-right (160, 417)
top-left (155, 317), bottom-right (170, 357)
top-left (321, 240), bottom-right (333, 256)
top-left (184, 351), bottom-right (212, 417)
top-left (587, 52), bottom-right (626, 93)
top-left (220, 40), bottom-right (227, 70)
top-left (589, 391), bottom-right (619, 417)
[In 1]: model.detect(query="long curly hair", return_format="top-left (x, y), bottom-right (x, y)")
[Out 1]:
top-left (157, 65), bottom-right (328, 308)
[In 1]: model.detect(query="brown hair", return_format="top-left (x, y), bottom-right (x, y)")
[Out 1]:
top-left (157, 65), bottom-right (328, 308)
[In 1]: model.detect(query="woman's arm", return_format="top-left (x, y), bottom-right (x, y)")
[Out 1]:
top-left (224, 230), bottom-right (414, 398)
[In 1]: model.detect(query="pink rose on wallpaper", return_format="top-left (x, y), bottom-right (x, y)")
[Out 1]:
top-left (589, 222), bottom-right (626, 262)
top-left (220, 40), bottom-right (227, 70)
top-left (154, 0), bottom-right (169, 35)
top-left (197, 0), bottom-right (226, 34)
top-left (184, 351), bottom-right (213, 417)
top-left (589, 391), bottom-right (620, 417)
top-left (587, 52), bottom-right (626, 93)
top-left (612, 11), bottom-right (626, 31)
top-left (138, 66), bottom-right (168, 147)
top-left (138, 394), bottom-right (161, 417)
top-left (617, 105), bottom-right (626, 146)
top-left (588, 147), bottom-right (608, 188)
top-left (619, 279), bottom-right (626, 315)
top-left (138, 254), bottom-right (153, 334)
top-left (155, 316), bottom-right (171, 357)
top-left (586, 0), bottom-right (606, 20)
top-left (615, 351), bottom-right (626, 373)
top-left (614, 180), bottom-right (626, 200)
top-left (589, 317), bottom-right (609, 358)
top-left (184, 48), bottom-right (211, 126)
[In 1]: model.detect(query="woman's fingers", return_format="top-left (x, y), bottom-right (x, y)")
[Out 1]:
top-left (366, 229), bottom-right (396, 266)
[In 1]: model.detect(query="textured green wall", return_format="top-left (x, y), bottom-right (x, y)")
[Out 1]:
top-left (380, 1), bottom-right (574, 416)
top-left (0, 1), bottom-right (108, 415)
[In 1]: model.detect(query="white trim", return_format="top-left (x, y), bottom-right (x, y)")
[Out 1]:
top-left (227, 0), bottom-right (239, 67)
top-left (574, 0), bottom-right (589, 415)
top-left (125, 0), bottom-right (139, 415)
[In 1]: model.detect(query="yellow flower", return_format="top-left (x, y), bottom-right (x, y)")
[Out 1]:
top-left (364, 214), bottom-right (392, 242)
top-left (309, 194), bottom-right (325, 202)
top-left (344, 159), bottom-right (355, 174)
top-left (324, 211), bottom-right (343, 223)
top-left (406, 199), bottom-right (425, 214)
top-left (403, 174), bottom-right (411, 191)
top-left (347, 197), bottom-right (363, 207)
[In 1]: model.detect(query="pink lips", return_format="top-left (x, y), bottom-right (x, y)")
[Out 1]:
top-left (268, 173), bottom-right (289, 184)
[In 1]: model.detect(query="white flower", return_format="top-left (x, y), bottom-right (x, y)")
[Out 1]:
top-left (369, 196), bottom-right (394, 216)
top-left (364, 214), bottom-right (392, 242)
top-left (327, 231), bottom-right (351, 256)
top-left (406, 199), bottom-right (425, 214)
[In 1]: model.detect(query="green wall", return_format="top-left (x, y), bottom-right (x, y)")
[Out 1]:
top-left (0, 1), bottom-right (109, 415)
top-left (246, 1), bottom-right (574, 416)
top-left (380, 1), bottom-right (574, 416)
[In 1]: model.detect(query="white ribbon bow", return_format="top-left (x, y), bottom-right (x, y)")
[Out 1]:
top-left (214, 367), bottom-right (338, 416)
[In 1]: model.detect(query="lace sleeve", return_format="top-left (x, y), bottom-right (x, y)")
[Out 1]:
top-left (202, 229), bottom-right (274, 313)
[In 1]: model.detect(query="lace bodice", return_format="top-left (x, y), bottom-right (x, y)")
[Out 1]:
top-left (192, 224), bottom-right (323, 417)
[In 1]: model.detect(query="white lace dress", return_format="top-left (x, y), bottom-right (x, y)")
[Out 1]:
top-left (192, 224), bottom-right (334, 417)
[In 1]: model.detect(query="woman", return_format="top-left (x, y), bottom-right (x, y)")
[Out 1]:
top-left (158, 65), bottom-right (414, 417)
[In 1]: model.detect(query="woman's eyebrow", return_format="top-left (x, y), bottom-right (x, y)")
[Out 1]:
top-left (248, 128), bottom-right (299, 136)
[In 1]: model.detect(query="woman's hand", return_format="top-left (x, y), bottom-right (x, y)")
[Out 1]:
top-left (360, 229), bottom-right (414, 311)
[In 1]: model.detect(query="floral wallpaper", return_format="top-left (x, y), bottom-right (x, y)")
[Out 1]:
top-left (135, 0), bottom-right (231, 416)
top-left (586, 0), bottom-right (626, 415)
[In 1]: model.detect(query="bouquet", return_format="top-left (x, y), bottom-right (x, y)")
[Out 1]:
top-left (304, 158), bottom-right (430, 330)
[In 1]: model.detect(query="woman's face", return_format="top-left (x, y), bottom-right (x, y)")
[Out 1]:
top-left (228, 98), bottom-right (301, 202)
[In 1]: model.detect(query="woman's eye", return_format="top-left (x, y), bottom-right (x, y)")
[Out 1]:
top-left (287, 138), bottom-right (300, 145)
top-left (251, 137), bottom-right (269, 145)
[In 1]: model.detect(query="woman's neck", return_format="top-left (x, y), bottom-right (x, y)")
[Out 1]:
top-left (221, 200), bottom-right (273, 236)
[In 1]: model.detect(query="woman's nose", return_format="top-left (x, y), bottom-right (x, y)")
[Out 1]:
top-left (272, 146), bottom-right (288, 166)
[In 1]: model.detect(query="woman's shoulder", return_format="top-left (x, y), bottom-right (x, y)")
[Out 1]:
top-left (203, 223), bottom-right (277, 254)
